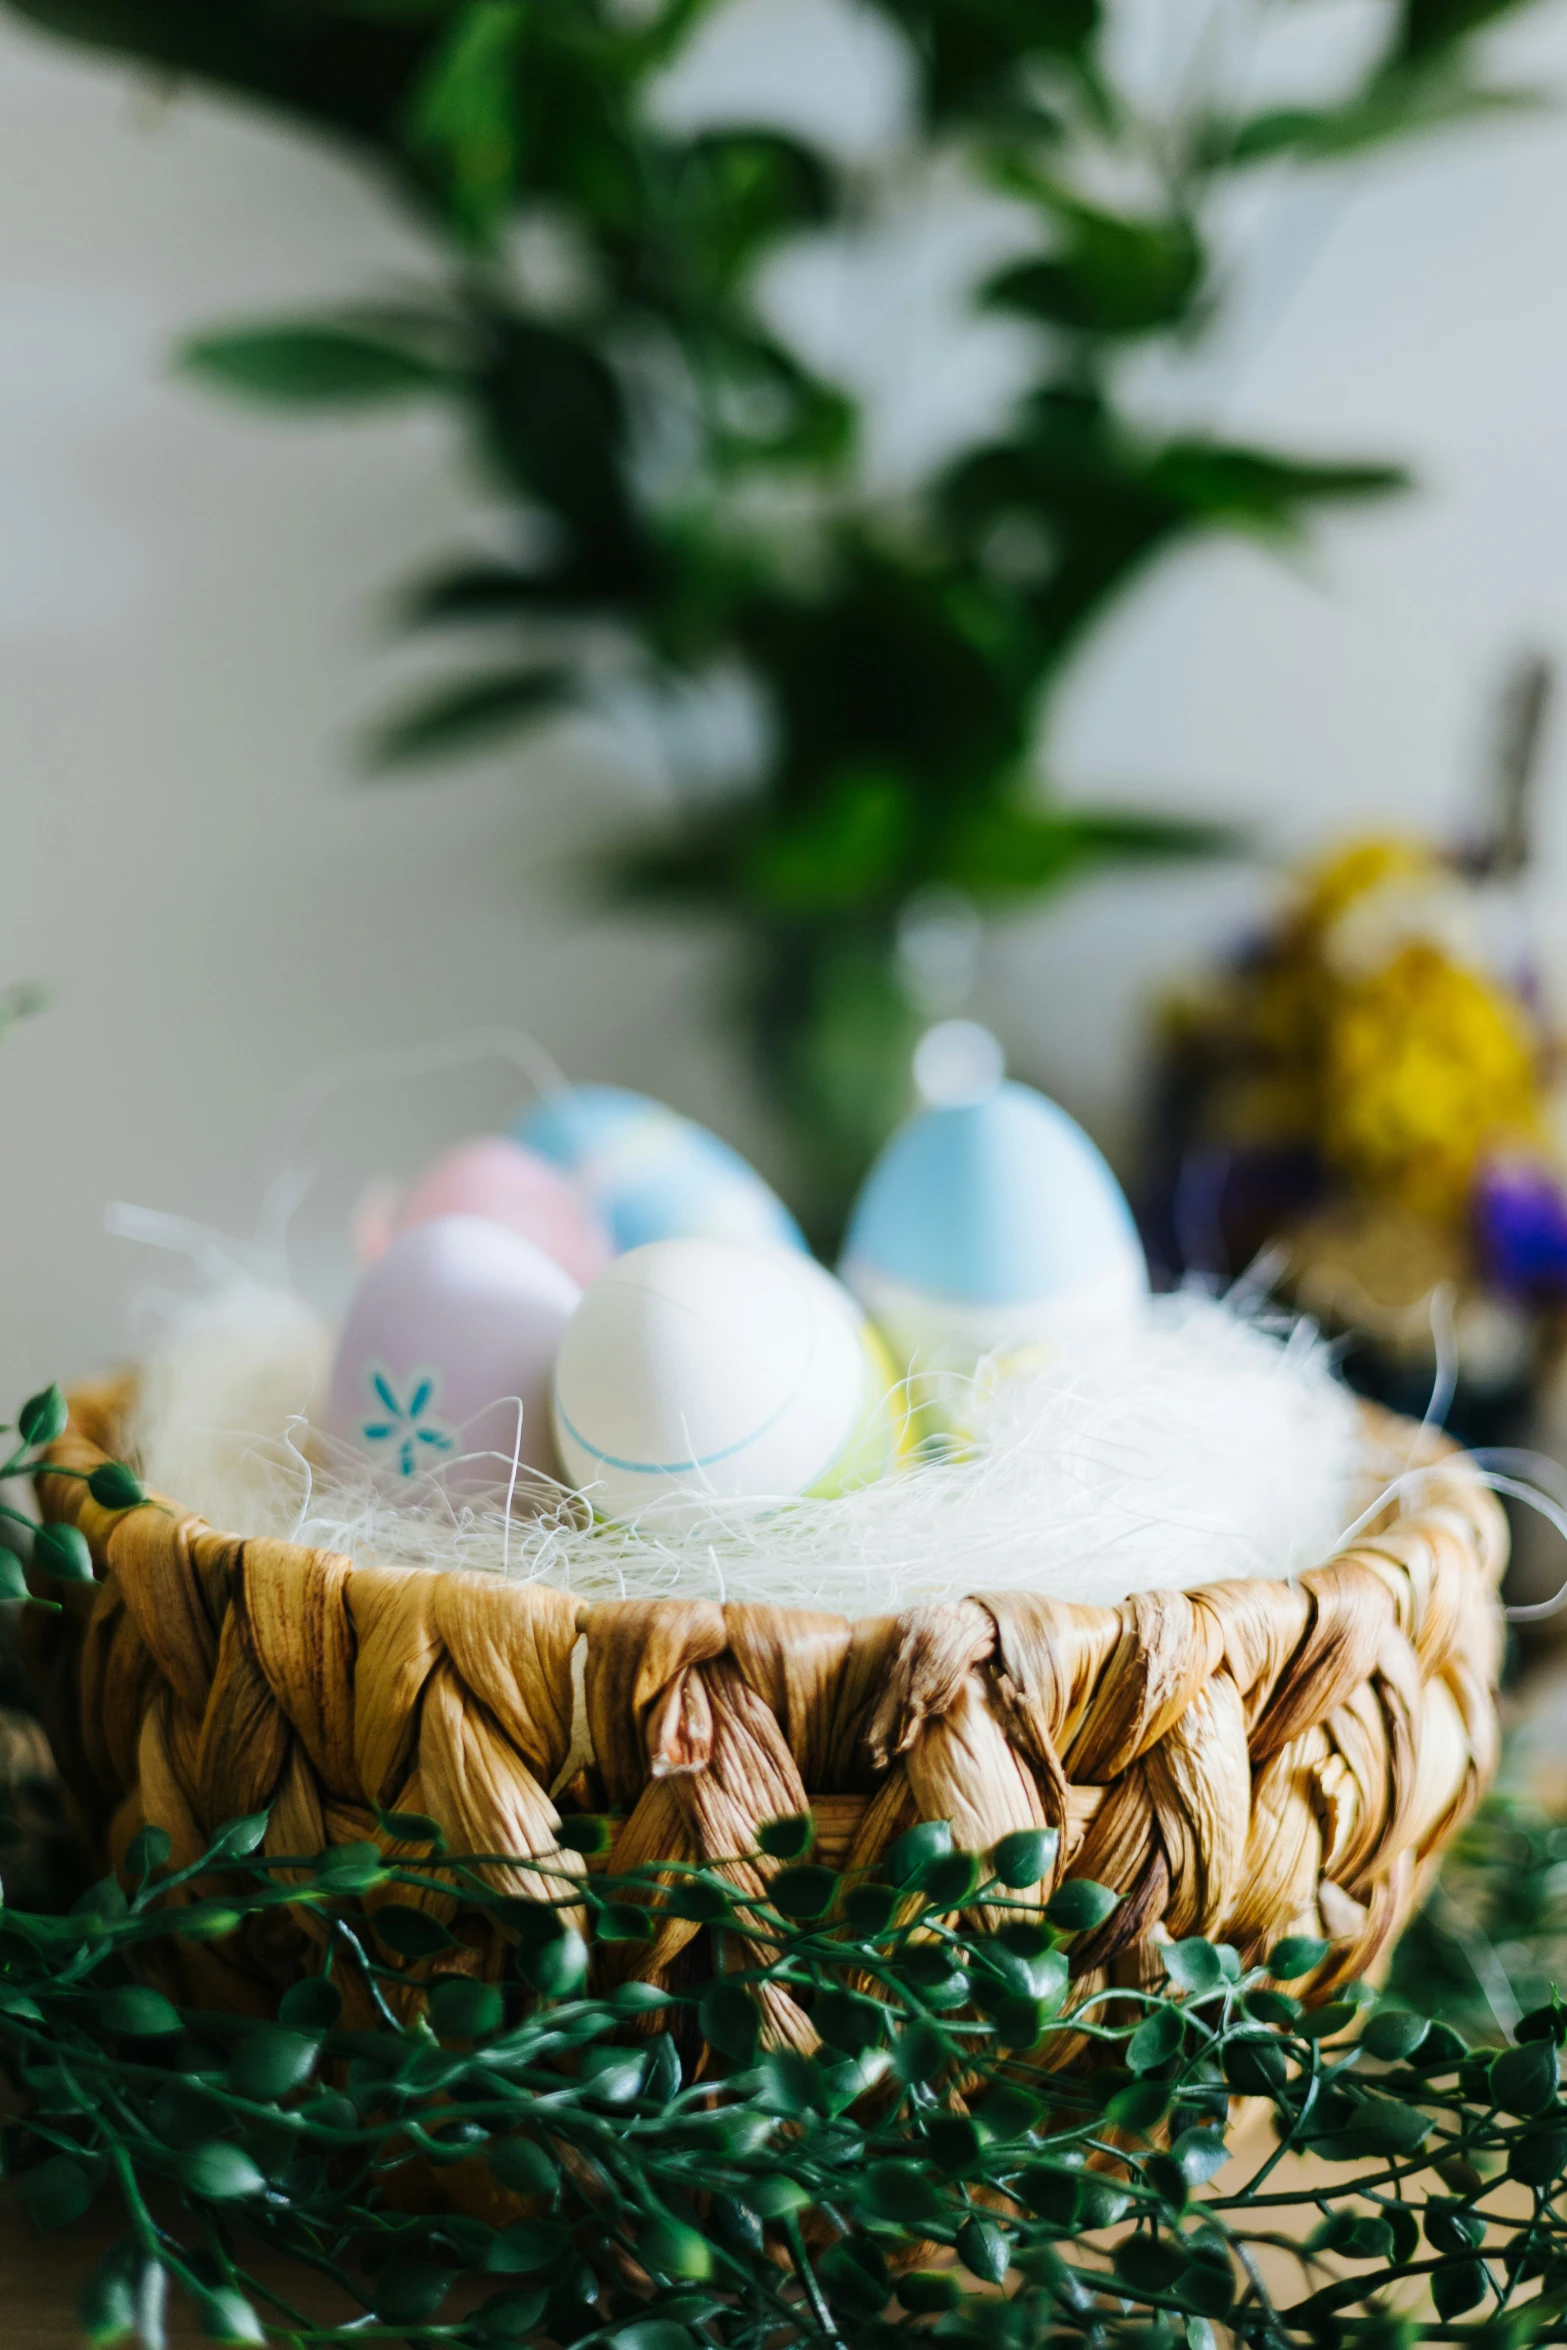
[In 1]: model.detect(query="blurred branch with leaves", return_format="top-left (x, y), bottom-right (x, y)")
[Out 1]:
top-left (6, 0), bottom-right (1554, 1224)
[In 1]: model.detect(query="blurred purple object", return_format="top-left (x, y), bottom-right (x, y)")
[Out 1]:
top-left (1476, 1157), bottom-right (1567, 1296)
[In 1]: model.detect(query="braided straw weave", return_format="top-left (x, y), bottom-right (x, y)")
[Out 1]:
top-left (23, 1382), bottom-right (1506, 2060)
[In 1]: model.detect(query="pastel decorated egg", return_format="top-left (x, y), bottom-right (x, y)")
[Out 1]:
top-left (551, 1238), bottom-right (905, 1522)
top-left (385, 1136), bottom-right (611, 1287)
top-left (840, 1044), bottom-right (1148, 1377)
top-left (514, 1084), bottom-right (806, 1257)
top-left (326, 1213), bottom-right (581, 1494)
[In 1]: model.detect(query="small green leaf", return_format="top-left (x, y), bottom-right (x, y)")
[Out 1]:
top-left (96, 1986), bottom-right (181, 2039)
top-left (637, 2218), bottom-right (713, 2282)
top-left (994, 1994), bottom-right (1050, 2049)
top-left (885, 1819), bottom-right (953, 1887)
top-left (991, 1825), bottom-right (1059, 1889)
top-left (755, 2049), bottom-right (819, 2117)
top-left (313, 1838), bottom-right (384, 1890)
top-left (180, 321), bottom-right (449, 407)
top-left (125, 1823), bottom-right (172, 1880)
top-left (374, 1903), bottom-right (459, 1959)
top-left (487, 2136), bottom-right (559, 2197)
top-left (842, 1882), bottom-right (899, 1936)
top-left (1244, 1988), bottom-right (1299, 2026)
top-left (1299, 2001), bottom-right (1360, 2041)
top-left (429, 1978), bottom-right (504, 2040)
top-left (744, 2174), bottom-right (811, 2219)
top-left (898, 2271), bottom-right (963, 2313)
top-left (699, 1981), bottom-right (760, 2064)
top-left (523, 1928), bottom-right (588, 1998)
top-left (1508, 2122), bottom-right (1567, 2186)
top-left (1492, 2036), bottom-right (1559, 2116)
top-left (1270, 1935), bottom-right (1331, 1979)
top-left (608, 2325), bottom-right (696, 2350)
top-left (208, 1812), bottom-right (271, 1861)
top-left (193, 2286), bottom-right (266, 2345)
top-left (25, 2154), bottom-right (96, 2230)
top-left (596, 1900), bottom-right (654, 1941)
top-left (1105, 2078), bottom-right (1169, 2133)
top-left (918, 1849), bottom-right (982, 1907)
top-left (982, 2083), bottom-right (1044, 2139)
top-left (180, 2142), bottom-right (265, 2201)
top-left (1172, 2127), bottom-right (1230, 2184)
top-left (1165, 1938), bottom-right (1225, 1995)
top-left (0, 1552), bottom-right (30, 1603)
top-left (486, 2218), bottom-right (570, 2274)
top-left (893, 2018), bottom-right (951, 2082)
top-left (18, 1385), bottom-right (68, 1445)
top-left (771, 1864), bottom-right (838, 1919)
top-left (555, 1813), bottom-right (611, 1856)
top-left (33, 1523), bottom-right (94, 1582)
top-left (229, 2027), bottom-right (320, 2101)
top-left (1431, 2257), bottom-right (1488, 2321)
top-left (757, 1811), bottom-right (814, 1860)
top-left (368, 668), bottom-right (570, 770)
top-left (1128, 2006), bottom-right (1185, 2072)
top-left (1046, 1878), bottom-right (1119, 1933)
top-left (1223, 2035), bottom-right (1288, 2095)
top-left (861, 2158), bottom-right (942, 2225)
top-left (581, 2046), bottom-right (647, 2104)
top-left (279, 1976), bottom-right (342, 2031)
top-left (661, 1878), bottom-right (731, 1924)
top-left (1364, 2009), bottom-right (1430, 2062)
top-left (374, 1806), bottom-right (445, 1848)
top-left (79, 2249), bottom-right (140, 2348)
top-left (473, 2286), bottom-right (549, 2340)
top-left (1115, 2233), bottom-right (1187, 2292)
top-left (1359, 2096), bottom-right (1432, 2154)
top-left (815, 1987), bottom-right (885, 2053)
top-left (87, 1463), bottom-right (144, 1511)
top-left (372, 2264), bottom-right (454, 2325)
top-left (957, 2212), bottom-right (1010, 2284)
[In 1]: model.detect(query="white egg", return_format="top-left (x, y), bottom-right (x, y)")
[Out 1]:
top-left (326, 1214), bottom-right (580, 1495)
top-left (840, 1075), bottom-right (1148, 1378)
top-left (552, 1238), bottom-right (903, 1523)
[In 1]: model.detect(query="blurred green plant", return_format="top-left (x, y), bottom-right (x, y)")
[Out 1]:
top-left (4, 0), bottom-right (1552, 1221)
top-left (10, 1794), bottom-right (1567, 2346)
top-left (1389, 1783), bottom-right (1567, 2047)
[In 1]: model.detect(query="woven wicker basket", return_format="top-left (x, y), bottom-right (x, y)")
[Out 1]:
top-left (23, 1381), bottom-right (1507, 2052)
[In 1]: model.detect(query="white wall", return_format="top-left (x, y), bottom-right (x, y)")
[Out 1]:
top-left (3, 0), bottom-right (1567, 1394)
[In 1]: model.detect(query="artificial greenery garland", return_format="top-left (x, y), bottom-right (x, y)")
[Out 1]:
top-left (2, 1383), bottom-right (1565, 2348)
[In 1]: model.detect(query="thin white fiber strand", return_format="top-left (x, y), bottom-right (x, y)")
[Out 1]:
top-left (125, 1283), bottom-right (1365, 1616)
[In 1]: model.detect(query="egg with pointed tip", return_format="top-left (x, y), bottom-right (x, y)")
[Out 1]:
top-left (840, 1079), bottom-right (1148, 1378)
top-left (551, 1238), bottom-right (905, 1523)
top-left (514, 1084), bottom-right (806, 1257)
top-left (327, 1214), bottom-right (580, 1495)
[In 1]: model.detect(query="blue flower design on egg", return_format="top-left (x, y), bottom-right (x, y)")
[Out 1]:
top-left (360, 1365), bottom-right (456, 1479)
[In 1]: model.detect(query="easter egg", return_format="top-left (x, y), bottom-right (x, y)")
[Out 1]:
top-left (551, 1238), bottom-right (905, 1522)
top-left (840, 1061), bottom-right (1148, 1378)
top-left (388, 1136), bottom-right (611, 1288)
top-left (326, 1213), bottom-right (580, 1494)
top-left (514, 1084), bottom-right (806, 1257)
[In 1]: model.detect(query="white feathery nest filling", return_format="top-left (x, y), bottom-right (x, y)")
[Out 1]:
top-left (123, 1281), bottom-right (1376, 1618)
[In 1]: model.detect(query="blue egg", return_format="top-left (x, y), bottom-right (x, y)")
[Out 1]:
top-left (839, 1079), bottom-right (1148, 1375)
top-left (514, 1083), bottom-right (807, 1257)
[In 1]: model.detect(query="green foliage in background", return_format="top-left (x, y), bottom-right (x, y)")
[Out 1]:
top-left (10, 1799), bottom-right (1567, 2348)
top-left (4, 0), bottom-right (1554, 1221)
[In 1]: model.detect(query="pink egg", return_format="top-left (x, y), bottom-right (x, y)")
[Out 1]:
top-left (390, 1136), bottom-right (612, 1287)
top-left (327, 1213), bottom-right (580, 1495)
